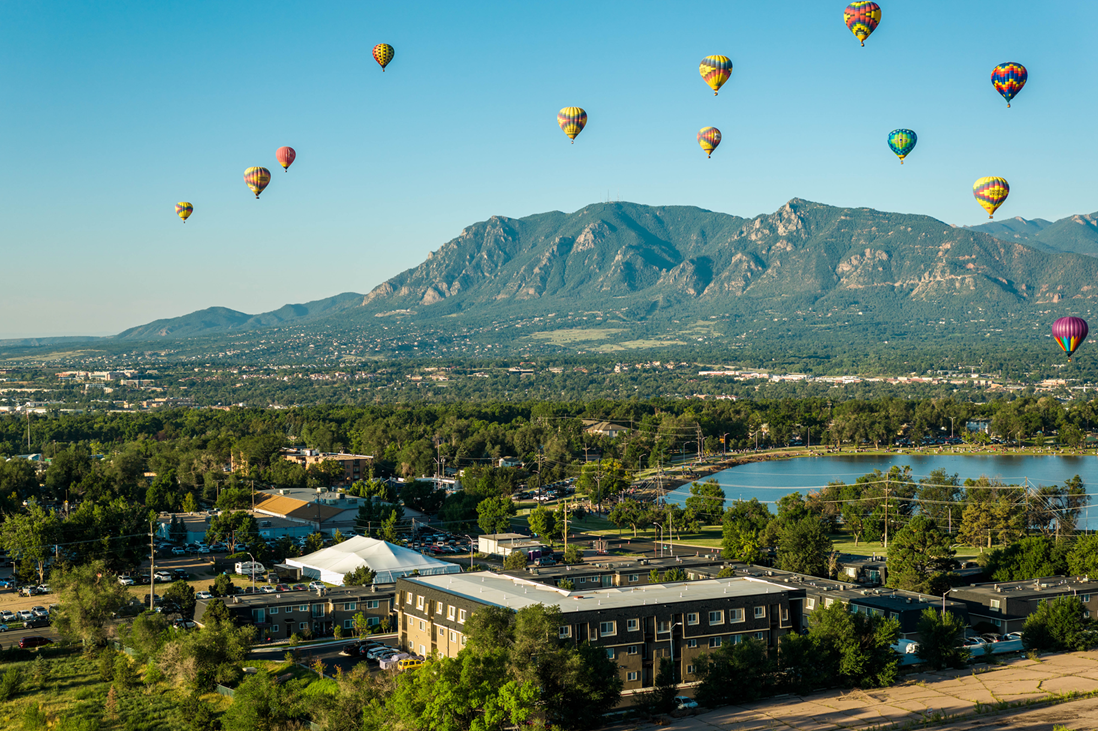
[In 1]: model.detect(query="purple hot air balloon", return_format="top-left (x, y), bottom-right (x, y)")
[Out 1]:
top-left (1052, 317), bottom-right (1089, 361)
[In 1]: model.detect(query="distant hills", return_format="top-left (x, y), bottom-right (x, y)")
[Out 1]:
top-left (115, 199), bottom-right (1098, 343)
top-left (971, 211), bottom-right (1098, 258)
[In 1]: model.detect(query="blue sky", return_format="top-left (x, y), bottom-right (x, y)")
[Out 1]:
top-left (1, 1), bottom-right (1095, 338)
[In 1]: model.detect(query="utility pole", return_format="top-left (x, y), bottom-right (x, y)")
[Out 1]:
top-left (883, 481), bottom-right (891, 550)
top-left (149, 516), bottom-right (156, 611)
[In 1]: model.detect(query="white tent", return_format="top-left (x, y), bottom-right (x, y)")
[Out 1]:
top-left (284, 536), bottom-right (461, 585)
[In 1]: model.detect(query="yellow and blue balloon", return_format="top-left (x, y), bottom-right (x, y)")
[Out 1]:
top-left (887, 129), bottom-right (916, 164)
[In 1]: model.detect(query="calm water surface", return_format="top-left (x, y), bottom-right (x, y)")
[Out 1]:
top-left (665, 454), bottom-right (1098, 530)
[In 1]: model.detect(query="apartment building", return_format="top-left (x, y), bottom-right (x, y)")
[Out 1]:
top-left (504, 554), bottom-right (730, 589)
top-left (194, 585), bottom-right (395, 640)
top-left (395, 573), bottom-right (803, 692)
top-left (950, 575), bottom-right (1098, 634)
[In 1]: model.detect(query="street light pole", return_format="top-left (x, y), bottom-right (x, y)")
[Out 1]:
top-left (463, 535), bottom-right (475, 570)
top-left (660, 620), bottom-right (683, 683)
top-left (245, 551), bottom-right (258, 594)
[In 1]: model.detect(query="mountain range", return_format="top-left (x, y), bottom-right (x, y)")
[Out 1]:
top-left (112, 200), bottom-right (1098, 343)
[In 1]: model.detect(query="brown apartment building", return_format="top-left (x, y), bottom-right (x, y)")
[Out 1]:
top-left (195, 585), bottom-right (396, 640)
top-left (395, 573), bottom-right (804, 692)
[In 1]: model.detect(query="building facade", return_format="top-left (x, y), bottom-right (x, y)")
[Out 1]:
top-left (951, 576), bottom-right (1098, 634)
top-left (195, 585), bottom-right (396, 640)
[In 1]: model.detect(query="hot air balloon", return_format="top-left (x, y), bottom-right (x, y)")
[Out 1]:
top-left (1052, 317), bottom-right (1089, 362)
top-left (175, 202), bottom-right (193, 223)
top-left (973, 177), bottom-right (1009, 218)
top-left (699, 55), bottom-right (732, 96)
top-left (697, 127), bottom-right (721, 158)
top-left (991, 62), bottom-right (1027, 108)
top-left (373, 43), bottom-right (394, 71)
top-left (276, 146), bottom-right (296, 172)
top-left (558, 107), bottom-right (587, 143)
top-left (244, 167), bottom-right (271, 199)
top-left (887, 129), bottom-right (916, 164)
top-left (844, 1), bottom-right (881, 47)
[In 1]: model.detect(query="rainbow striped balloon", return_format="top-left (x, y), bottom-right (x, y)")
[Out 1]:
top-left (991, 62), bottom-right (1027, 107)
top-left (373, 43), bottom-right (394, 71)
top-left (175, 202), bottom-right (193, 223)
top-left (699, 55), bottom-right (732, 96)
top-left (244, 167), bottom-right (271, 199)
top-left (557, 107), bottom-right (587, 143)
top-left (973, 177), bottom-right (1009, 218)
top-left (697, 127), bottom-right (721, 158)
top-left (844, 1), bottom-right (881, 47)
top-left (1052, 317), bottom-right (1089, 362)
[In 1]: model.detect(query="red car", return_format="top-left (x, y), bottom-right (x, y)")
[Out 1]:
top-left (19, 636), bottom-right (51, 649)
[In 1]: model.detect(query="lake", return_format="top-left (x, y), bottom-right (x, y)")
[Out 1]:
top-left (665, 453), bottom-right (1098, 531)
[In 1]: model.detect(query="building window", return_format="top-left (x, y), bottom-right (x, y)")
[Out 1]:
top-left (657, 620), bottom-right (670, 633)
top-left (687, 613), bottom-right (699, 625)
top-left (344, 602), bottom-right (357, 611)
top-left (708, 610), bottom-right (723, 625)
top-left (436, 601), bottom-right (443, 614)
top-left (269, 607), bottom-right (278, 614)
top-left (299, 605), bottom-right (309, 612)
top-left (600, 621), bottom-right (616, 636)
top-left (578, 577), bottom-right (586, 583)
top-left (687, 639), bottom-right (697, 648)
top-left (806, 598), bottom-right (815, 610)
top-left (629, 575), bottom-right (639, 582)
top-left (418, 620), bottom-right (425, 631)
top-left (272, 625), bottom-right (279, 633)
top-left (299, 622), bottom-right (307, 630)
top-left (458, 609), bottom-right (466, 623)
top-left (755, 632), bottom-right (766, 641)
top-left (990, 599), bottom-right (1001, 611)
top-left (447, 605), bottom-right (455, 620)
top-left (312, 604), bottom-right (325, 617)
top-left (367, 600), bottom-right (380, 610)
top-left (344, 619), bottom-right (354, 629)
top-left (559, 625), bottom-right (571, 639)
top-left (406, 592), bottom-right (412, 605)
top-left (708, 637), bottom-right (722, 648)
top-left (438, 626), bottom-right (446, 638)
top-left (628, 645), bottom-right (638, 655)
top-left (1082, 595), bottom-right (1092, 603)
top-left (732, 634), bottom-right (743, 645)
top-left (450, 630), bottom-right (458, 642)
top-left (754, 606), bottom-right (766, 619)
top-left (687, 664), bottom-right (695, 674)
top-left (824, 598), bottom-right (834, 608)
top-left (993, 618), bottom-right (1002, 627)
top-left (367, 617), bottom-right (380, 627)
top-left (627, 671), bottom-right (639, 681)
top-left (605, 648), bottom-right (615, 659)
top-left (627, 618), bottom-right (639, 631)
top-left (416, 596), bottom-right (424, 610)
top-left (730, 608), bottom-right (744, 623)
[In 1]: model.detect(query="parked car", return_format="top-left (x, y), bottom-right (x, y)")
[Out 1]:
top-left (197, 547), bottom-right (211, 555)
top-left (172, 547), bottom-right (186, 556)
top-left (172, 619), bottom-right (198, 630)
top-left (37, 585), bottom-right (50, 594)
top-left (31, 606), bottom-right (48, 618)
top-left (19, 636), bottom-right (51, 649)
top-left (292, 584), bottom-right (307, 591)
top-left (674, 697), bottom-right (699, 710)
top-left (1004, 631), bottom-right (1024, 642)
top-left (118, 576), bottom-right (135, 586)
top-left (0, 610), bottom-right (14, 622)
top-left (24, 616), bottom-right (49, 628)
top-left (366, 646), bottom-right (396, 661)
top-left (980, 633), bottom-right (1002, 644)
top-left (0, 578), bottom-right (16, 588)
top-left (260, 586), bottom-right (276, 594)
top-left (19, 586), bottom-right (40, 597)
top-left (172, 569), bottom-right (191, 580)
top-left (398, 657), bottom-right (424, 671)
top-left (961, 637), bottom-right (986, 648)
top-left (196, 591), bottom-right (213, 600)
top-left (308, 581), bottom-right (324, 591)
top-left (17, 610), bottom-right (33, 621)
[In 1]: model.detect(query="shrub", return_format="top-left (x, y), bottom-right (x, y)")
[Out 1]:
top-left (0, 667), bottom-right (22, 701)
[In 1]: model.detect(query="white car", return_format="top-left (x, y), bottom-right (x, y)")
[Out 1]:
top-left (197, 547), bottom-right (211, 555)
top-left (308, 581), bottom-right (324, 591)
top-left (260, 586), bottom-right (276, 594)
top-left (196, 591), bottom-right (213, 600)
top-left (674, 697), bottom-right (699, 710)
top-left (118, 576), bottom-right (135, 586)
top-left (0, 610), bottom-right (13, 622)
top-left (31, 606), bottom-right (48, 618)
top-left (17, 610), bottom-right (33, 621)
top-left (172, 547), bottom-right (186, 556)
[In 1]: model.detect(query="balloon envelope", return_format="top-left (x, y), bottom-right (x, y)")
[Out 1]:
top-left (244, 167), bottom-right (271, 199)
top-left (697, 127), bottom-right (721, 158)
top-left (887, 129), bottom-right (916, 163)
top-left (373, 43), bottom-right (394, 71)
top-left (558, 107), bottom-right (587, 143)
top-left (699, 55), bottom-right (732, 95)
top-left (276, 146), bottom-right (296, 171)
top-left (992, 62), bottom-right (1027, 107)
top-left (175, 202), bottom-right (193, 223)
top-left (844, 1), bottom-right (881, 46)
top-left (1052, 317), bottom-right (1089, 360)
top-left (973, 177), bottom-right (1009, 218)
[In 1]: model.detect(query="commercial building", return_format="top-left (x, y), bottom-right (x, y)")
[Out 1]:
top-left (395, 572), bottom-right (803, 692)
top-left (284, 536), bottom-right (461, 585)
top-left (950, 576), bottom-right (1098, 634)
top-left (478, 533), bottom-right (548, 558)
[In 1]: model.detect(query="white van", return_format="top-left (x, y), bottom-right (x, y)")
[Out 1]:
top-left (234, 561), bottom-right (266, 577)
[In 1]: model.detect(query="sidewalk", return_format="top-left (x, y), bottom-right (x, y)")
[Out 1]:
top-left (642, 651), bottom-right (1098, 731)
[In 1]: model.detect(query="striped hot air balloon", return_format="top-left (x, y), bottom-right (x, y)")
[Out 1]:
top-left (699, 55), bottom-right (733, 96)
top-left (244, 167), bottom-right (271, 199)
top-left (1052, 317), bottom-right (1089, 362)
top-left (276, 146), bottom-right (296, 172)
top-left (887, 129), bottom-right (917, 164)
top-left (557, 107), bottom-right (587, 143)
top-left (844, 1), bottom-right (881, 47)
top-left (697, 127), bottom-right (721, 158)
top-left (175, 202), bottom-right (193, 223)
top-left (991, 62), bottom-right (1027, 107)
top-left (973, 177), bottom-right (1009, 218)
top-left (373, 43), bottom-right (394, 71)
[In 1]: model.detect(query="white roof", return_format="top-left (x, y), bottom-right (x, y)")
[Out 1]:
top-left (285, 536), bottom-right (460, 585)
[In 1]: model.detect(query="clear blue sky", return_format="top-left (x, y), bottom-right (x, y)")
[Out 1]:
top-left (2, 1), bottom-right (1095, 338)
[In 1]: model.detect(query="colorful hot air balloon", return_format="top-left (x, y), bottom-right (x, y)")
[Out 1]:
top-left (557, 107), bottom-right (587, 143)
top-left (276, 146), bottom-right (296, 172)
top-left (697, 127), bottom-right (721, 158)
top-left (1052, 317), bottom-right (1089, 362)
top-left (373, 43), bottom-right (394, 71)
top-left (973, 177), bottom-right (1009, 218)
top-left (244, 167), bottom-right (271, 199)
top-left (699, 55), bottom-right (732, 96)
top-left (844, 1), bottom-right (881, 47)
top-left (887, 129), bottom-right (917, 164)
top-left (991, 62), bottom-right (1027, 108)
top-left (175, 202), bottom-right (193, 223)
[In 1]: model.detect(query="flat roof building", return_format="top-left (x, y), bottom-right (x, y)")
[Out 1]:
top-left (950, 575), bottom-right (1098, 634)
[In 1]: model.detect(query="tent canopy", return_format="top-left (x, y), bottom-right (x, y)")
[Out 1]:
top-left (284, 536), bottom-right (461, 585)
